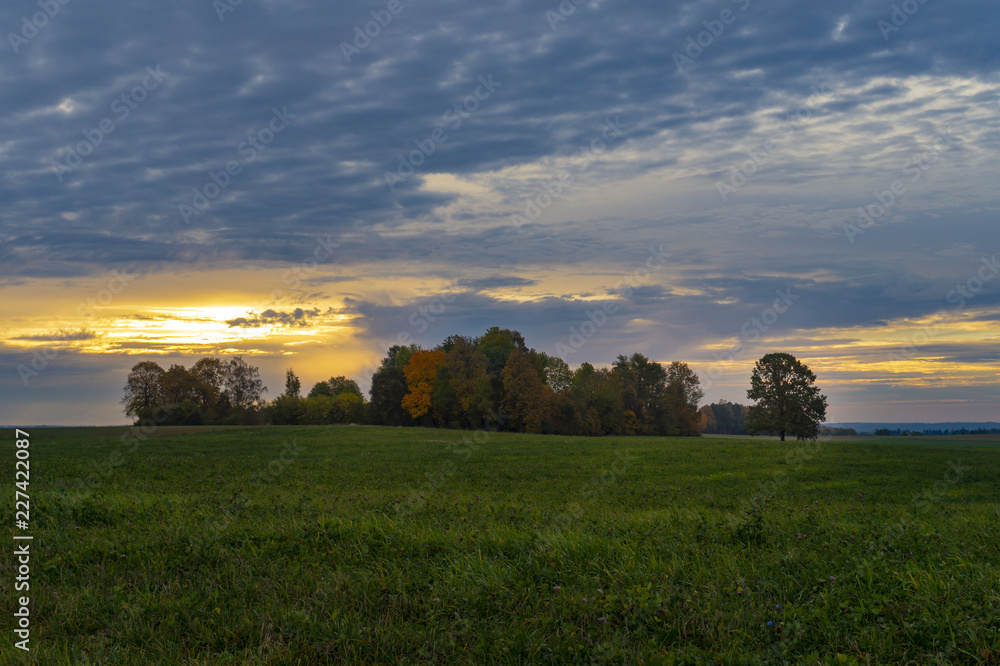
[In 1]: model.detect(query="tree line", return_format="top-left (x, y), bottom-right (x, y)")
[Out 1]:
top-left (293, 327), bottom-right (703, 435)
top-left (873, 427), bottom-right (1000, 436)
top-left (121, 334), bottom-right (827, 440)
top-left (121, 326), bottom-right (704, 435)
top-left (699, 400), bottom-right (751, 435)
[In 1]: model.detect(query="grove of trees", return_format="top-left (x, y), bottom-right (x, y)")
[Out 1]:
top-left (348, 327), bottom-right (703, 436)
top-left (121, 356), bottom-right (267, 425)
top-left (122, 327), bottom-right (706, 436)
top-left (120, 331), bottom-right (828, 441)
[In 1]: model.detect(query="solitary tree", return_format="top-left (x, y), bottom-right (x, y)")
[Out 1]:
top-left (746, 353), bottom-right (828, 441)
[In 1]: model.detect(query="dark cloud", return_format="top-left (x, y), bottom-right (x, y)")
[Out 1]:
top-left (0, 0), bottom-right (993, 276)
top-left (12, 329), bottom-right (97, 341)
top-left (225, 307), bottom-right (327, 328)
top-left (465, 276), bottom-right (536, 290)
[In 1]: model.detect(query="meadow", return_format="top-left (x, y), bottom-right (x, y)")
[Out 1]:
top-left (2, 425), bottom-right (998, 664)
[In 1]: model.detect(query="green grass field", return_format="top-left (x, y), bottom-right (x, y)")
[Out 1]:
top-left (2, 425), bottom-right (999, 664)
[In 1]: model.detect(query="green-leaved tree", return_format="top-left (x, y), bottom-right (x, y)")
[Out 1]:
top-left (746, 353), bottom-right (828, 441)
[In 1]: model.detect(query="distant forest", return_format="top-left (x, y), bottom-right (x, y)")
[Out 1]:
top-left (698, 401), bottom-right (865, 436)
top-left (121, 327), bottom-right (706, 436)
top-left (699, 405), bottom-right (1000, 437)
top-left (697, 400), bottom-right (750, 435)
top-left (868, 427), bottom-right (1000, 436)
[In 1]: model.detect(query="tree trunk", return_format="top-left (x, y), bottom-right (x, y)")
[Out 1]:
top-left (780, 429), bottom-right (786, 442)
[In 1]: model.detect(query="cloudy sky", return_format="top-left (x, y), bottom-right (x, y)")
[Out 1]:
top-left (2, 0), bottom-right (998, 425)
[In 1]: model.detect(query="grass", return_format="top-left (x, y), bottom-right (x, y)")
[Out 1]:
top-left (2, 425), bottom-right (999, 664)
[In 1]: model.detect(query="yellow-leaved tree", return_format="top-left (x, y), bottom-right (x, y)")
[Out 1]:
top-left (401, 350), bottom-right (445, 419)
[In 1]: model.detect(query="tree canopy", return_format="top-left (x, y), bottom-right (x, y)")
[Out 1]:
top-left (119, 327), bottom-right (707, 437)
top-left (121, 360), bottom-right (166, 420)
top-left (122, 356), bottom-right (267, 425)
top-left (745, 352), bottom-right (828, 441)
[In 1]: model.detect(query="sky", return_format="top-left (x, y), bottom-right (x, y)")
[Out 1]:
top-left (1, 0), bottom-right (998, 425)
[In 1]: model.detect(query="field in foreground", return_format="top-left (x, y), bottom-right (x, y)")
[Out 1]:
top-left (2, 426), bottom-right (999, 664)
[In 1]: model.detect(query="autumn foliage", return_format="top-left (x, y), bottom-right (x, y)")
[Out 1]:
top-left (401, 350), bottom-right (446, 419)
top-left (365, 328), bottom-right (705, 436)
